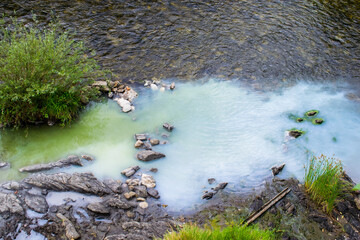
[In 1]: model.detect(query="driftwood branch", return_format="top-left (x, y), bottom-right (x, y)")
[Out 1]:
top-left (245, 187), bottom-right (291, 225)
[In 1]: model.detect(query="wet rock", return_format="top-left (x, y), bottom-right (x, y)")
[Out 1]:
top-left (103, 179), bottom-right (123, 194)
top-left (144, 80), bottom-right (152, 87)
top-left (122, 88), bottom-right (138, 102)
top-left (271, 163), bottom-right (286, 176)
top-left (143, 142), bottom-right (152, 150)
top-left (136, 150), bottom-right (165, 162)
top-left (25, 194), bottom-right (49, 213)
top-left (124, 191), bottom-right (137, 200)
top-left (147, 188), bottom-right (160, 199)
top-left (108, 92), bottom-right (114, 98)
top-left (163, 123), bottom-right (174, 132)
top-left (141, 174), bottom-right (156, 188)
top-left (150, 139), bottom-right (160, 146)
top-left (121, 166), bottom-right (140, 178)
top-left (137, 197), bottom-right (146, 201)
top-left (288, 130), bottom-right (304, 138)
top-left (0, 192), bottom-right (23, 214)
top-left (139, 202), bottom-right (149, 209)
top-left (115, 98), bottom-right (134, 113)
top-left (150, 84), bottom-right (158, 90)
top-left (56, 213), bottom-right (80, 239)
top-left (135, 134), bottom-right (147, 141)
top-left (150, 168), bottom-right (158, 173)
top-left (170, 82), bottom-right (175, 90)
top-left (305, 110), bottom-right (319, 117)
top-left (208, 178), bottom-right (216, 184)
top-left (19, 155), bottom-right (83, 173)
top-left (81, 155), bottom-right (94, 161)
top-left (24, 172), bottom-right (111, 196)
top-left (134, 140), bottom-right (144, 148)
top-left (355, 197), bottom-right (360, 210)
top-left (87, 202), bottom-right (110, 214)
top-left (2, 181), bottom-right (22, 190)
top-left (134, 185), bottom-right (148, 198)
top-left (0, 162), bottom-right (9, 169)
top-left (212, 182), bottom-right (228, 191)
top-left (202, 192), bottom-right (214, 200)
top-left (107, 197), bottom-right (132, 209)
top-left (126, 179), bottom-right (140, 186)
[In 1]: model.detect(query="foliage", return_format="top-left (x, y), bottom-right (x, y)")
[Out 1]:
top-left (353, 184), bottom-right (360, 191)
top-left (0, 17), bottom-right (105, 127)
top-left (304, 154), bottom-right (343, 213)
top-left (161, 222), bottom-right (276, 240)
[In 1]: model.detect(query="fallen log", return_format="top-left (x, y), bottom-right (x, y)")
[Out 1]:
top-left (245, 187), bottom-right (291, 225)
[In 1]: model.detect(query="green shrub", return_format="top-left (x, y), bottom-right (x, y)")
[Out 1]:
top-left (0, 17), bottom-right (105, 127)
top-left (353, 184), bottom-right (360, 191)
top-left (161, 223), bottom-right (276, 240)
top-left (304, 154), bottom-right (343, 213)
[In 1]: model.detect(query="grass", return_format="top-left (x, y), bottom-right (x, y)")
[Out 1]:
top-left (0, 16), bottom-right (107, 127)
top-left (161, 222), bottom-right (276, 240)
top-left (304, 154), bottom-right (343, 213)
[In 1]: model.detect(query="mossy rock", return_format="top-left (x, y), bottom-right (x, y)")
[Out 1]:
top-left (296, 117), bottom-right (305, 123)
top-left (288, 128), bottom-right (306, 138)
top-left (304, 110), bottom-right (319, 117)
top-left (312, 118), bottom-right (324, 125)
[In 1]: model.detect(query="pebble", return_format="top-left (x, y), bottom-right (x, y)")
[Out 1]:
top-left (139, 202), bottom-right (149, 209)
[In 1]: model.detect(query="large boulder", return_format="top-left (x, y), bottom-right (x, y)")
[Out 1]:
top-left (19, 155), bottom-right (83, 173)
top-left (24, 172), bottom-right (111, 196)
top-left (136, 150), bottom-right (165, 162)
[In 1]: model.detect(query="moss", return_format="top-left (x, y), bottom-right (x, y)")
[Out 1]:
top-left (304, 110), bottom-right (319, 117)
top-left (311, 118), bottom-right (324, 125)
top-left (296, 118), bottom-right (305, 123)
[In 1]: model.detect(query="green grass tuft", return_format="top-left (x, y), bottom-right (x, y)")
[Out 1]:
top-left (161, 223), bottom-right (276, 240)
top-left (304, 154), bottom-right (343, 213)
top-left (0, 17), bottom-right (107, 127)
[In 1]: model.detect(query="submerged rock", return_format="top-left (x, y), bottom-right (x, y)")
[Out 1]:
top-left (121, 166), bottom-right (140, 178)
top-left (163, 123), bottom-right (174, 132)
top-left (136, 150), bottom-right (166, 162)
top-left (24, 172), bottom-right (111, 196)
top-left (208, 178), bottom-right (216, 184)
top-left (305, 110), bottom-right (319, 117)
top-left (312, 118), bottom-right (324, 125)
top-left (24, 194), bottom-right (49, 213)
top-left (56, 213), bottom-right (80, 239)
top-left (19, 155), bottom-right (83, 173)
top-left (202, 192), bottom-right (214, 200)
top-left (287, 129), bottom-right (305, 138)
top-left (271, 163), bottom-right (286, 176)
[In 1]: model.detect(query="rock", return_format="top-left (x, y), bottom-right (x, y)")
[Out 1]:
top-left (122, 88), bottom-right (138, 102)
top-left (134, 185), bottom-right (148, 198)
top-left (2, 181), bottom-right (22, 190)
top-left (25, 194), bottom-right (49, 213)
top-left (150, 139), bottom-right (160, 146)
top-left (147, 188), bottom-right (160, 199)
top-left (150, 84), bottom-right (158, 90)
top-left (81, 155), bottom-right (94, 161)
top-left (103, 179), bottom-right (122, 194)
top-left (116, 98), bottom-right (134, 113)
top-left (212, 182), bottom-right (228, 191)
top-left (159, 87), bottom-right (165, 92)
top-left (105, 235), bottom-right (127, 240)
top-left (126, 179), bottom-right (140, 186)
top-left (19, 155), bottom-right (83, 173)
top-left (134, 140), bottom-right (144, 148)
top-left (144, 80), bottom-right (152, 87)
top-left (0, 162), bottom-right (9, 169)
top-left (135, 134), bottom-right (147, 141)
top-left (87, 202), bottom-right (110, 214)
top-left (124, 191), bottom-right (137, 200)
top-left (271, 163), bottom-right (286, 176)
top-left (107, 197), bottom-right (132, 209)
top-left (202, 192), bottom-right (214, 200)
top-left (170, 82), bottom-right (175, 90)
top-left (56, 213), bottom-right (80, 239)
top-left (288, 130), bottom-right (304, 138)
top-left (121, 166), bottom-right (140, 178)
top-left (0, 192), bottom-right (23, 214)
top-left (163, 123), bottom-right (174, 132)
top-left (126, 211), bottom-right (135, 218)
top-left (136, 150), bottom-right (165, 162)
top-left (139, 202), bottom-right (149, 209)
top-left (354, 197), bottom-right (360, 210)
top-left (92, 81), bottom-right (110, 92)
top-left (144, 142), bottom-right (152, 150)
top-left (108, 92), bottom-right (114, 98)
top-left (137, 197), bottom-right (146, 201)
top-left (141, 174), bottom-right (156, 188)
top-left (208, 178), bottom-right (216, 184)
top-left (150, 168), bottom-right (158, 173)
top-left (24, 172), bottom-right (111, 196)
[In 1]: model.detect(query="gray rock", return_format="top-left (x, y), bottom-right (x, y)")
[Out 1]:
top-left (163, 123), bottom-right (174, 132)
top-left (134, 185), bottom-right (148, 198)
top-left (124, 191), bottom-right (137, 200)
top-left (108, 92), bottom-right (114, 98)
top-left (19, 155), bottom-right (83, 173)
top-left (87, 202), bottom-right (110, 214)
top-left (134, 140), bottom-right (144, 148)
top-left (136, 150), bottom-right (165, 162)
top-left (150, 168), bottom-right (158, 173)
top-left (25, 194), bottom-right (49, 213)
top-left (271, 163), bottom-right (286, 176)
top-left (141, 174), bottom-right (156, 188)
top-left (103, 179), bottom-right (123, 194)
top-left (105, 235), bottom-right (127, 240)
top-left (126, 179), bottom-right (140, 186)
top-left (212, 182), bottom-right (228, 191)
top-left (2, 181), bottom-right (22, 190)
top-left (202, 192), bottom-right (214, 200)
top-left (147, 188), bottom-right (160, 199)
top-left (135, 134), bottom-right (147, 141)
top-left (143, 142), bottom-right (152, 150)
top-left (24, 172), bottom-right (111, 196)
top-left (56, 213), bottom-right (80, 239)
top-left (150, 139), bottom-right (160, 146)
top-left (0, 162), bottom-right (9, 169)
top-left (170, 82), bottom-right (176, 90)
top-left (122, 221), bottom-right (142, 230)
top-left (208, 178), bottom-right (216, 184)
top-left (81, 155), bottom-right (94, 161)
top-left (0, 192), bottom-right (23, 214)
top-left (121, 166), bottom-right (140, 178)
top-left (92, 81), bottom-right (109, 92)
top-left (106, 197), bottom-right (132, 209)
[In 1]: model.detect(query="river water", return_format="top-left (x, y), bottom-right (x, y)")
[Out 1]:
top-left (1, 0), bottom-right (360, 212)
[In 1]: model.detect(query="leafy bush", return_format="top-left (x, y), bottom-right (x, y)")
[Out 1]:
top-left (0, 17), bottom-right (105, 127)
top-left (304, 154), bottom-right (343, 213)
top-left (161, 223), bottom-right (276, 240)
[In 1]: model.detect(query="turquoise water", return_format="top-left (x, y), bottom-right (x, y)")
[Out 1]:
top-left (1, 80), bottom-right (360, 211)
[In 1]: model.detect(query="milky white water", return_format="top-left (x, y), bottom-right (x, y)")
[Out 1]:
top-left (1, 80), bottom-right (360, 211)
